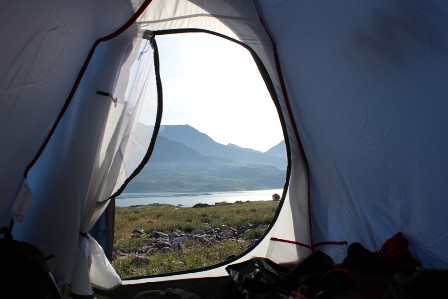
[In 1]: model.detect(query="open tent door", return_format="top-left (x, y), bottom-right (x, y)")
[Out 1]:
top-left (95, 2), bottom-right (312, 296)
top-left (109, 31), bottom-right (288, 278)
top-left (12, 24), bottom-right (163, 296)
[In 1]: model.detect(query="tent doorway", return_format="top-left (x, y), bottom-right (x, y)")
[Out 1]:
top-left (111, 32), bottom-right (287, 278)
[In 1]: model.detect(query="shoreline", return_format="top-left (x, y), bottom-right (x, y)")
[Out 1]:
top-left (116, 189), bottom-right (283, 208)
top-left (121, 199), bottom-right (274, 209)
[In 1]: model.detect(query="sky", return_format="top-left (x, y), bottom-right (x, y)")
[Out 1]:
top-left (151, 33), bottom-right (284, 152)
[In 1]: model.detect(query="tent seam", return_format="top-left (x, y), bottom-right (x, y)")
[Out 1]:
top-left (251, 0), bottom-right (314, 250)
top-left (23, 0), bottom-right (155, 179)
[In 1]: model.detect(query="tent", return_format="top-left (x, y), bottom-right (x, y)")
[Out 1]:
top-left (1, 0), bottom-right (448, 297)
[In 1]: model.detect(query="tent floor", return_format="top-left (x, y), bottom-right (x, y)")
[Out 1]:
top-left (94, 276), bottom-right (234, 299)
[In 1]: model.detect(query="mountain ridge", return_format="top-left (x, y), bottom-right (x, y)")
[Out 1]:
top-left (158, 124), bottom-right (286, 169)
top-left (125, 124), bottom-right (286, 193)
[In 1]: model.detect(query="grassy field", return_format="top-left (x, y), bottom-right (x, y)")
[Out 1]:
top-left (112, 200), bottom-right (279, 278)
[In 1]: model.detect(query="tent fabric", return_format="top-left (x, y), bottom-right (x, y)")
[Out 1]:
top-left (256, 0), bottom-right (448, 267)
top-left (0, 0), bottom-right (138, 228)
top-left (12, 25), bottom-right (160, 295)
top-left (1, 0), bottom-right (448, 295)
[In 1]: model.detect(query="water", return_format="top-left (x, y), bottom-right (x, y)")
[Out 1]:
top-left (116, 189), bottom-right (283, 207)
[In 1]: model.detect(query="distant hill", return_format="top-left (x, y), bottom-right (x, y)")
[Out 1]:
top-left (125, 124), bottom-right (287, 193)
top-left (265, 141), bottom-right (287, 160)
top-left (158, 125), bottom-right (286, 170)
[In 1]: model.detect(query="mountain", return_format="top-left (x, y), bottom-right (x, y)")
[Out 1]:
top-left (125, 124), bottom-right (287, 193)
top-left (265, 141), bottom-right (287, 160)
top-left (158, 125), bottom-right (286, 170)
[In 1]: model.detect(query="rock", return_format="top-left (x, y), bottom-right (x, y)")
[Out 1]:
top-left (193, 203), bottom-right (210, 208)
top-left (159, 247), bottom-right (172, 254)
top-left (132, 255), bottom-right (150, 266)
top-left (220, 230), bottom-right (234, 239)
top-left (124, 221), bottom-right (267, 258)
top-left (257, 224), bottom-right (269, 230)
top-left (243, 222), bottom-right (254, 229)
top-left (152, 231), bottom-right (169, 238)
top-left (131, 229), bottom-right (144, 238)
top-left (272, 193), bottom-right (281, 201)
top-left (173, 236), bottom-right (188, 243)
top-left (142, 246), bottom-right (157, 254)
top-left (154, 241), bottom-right (171, 249)
top-left (170, 242), bottom-right (184, 251)
top-left (169, 232), bottom-right (180, 239)
top-left (191, 229), bottom-right (205, 236)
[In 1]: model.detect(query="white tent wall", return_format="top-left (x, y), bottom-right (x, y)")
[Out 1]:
top-left (10, 22), bottom-right (164, 293)
top-left (0, 0), bottom-right (138, 227)
top-left (12, 30), bottom-right (140, 291)
top-left (257, 0), bottom-right (448, 268)
top-left (1, 0), bottom-right (153, 295)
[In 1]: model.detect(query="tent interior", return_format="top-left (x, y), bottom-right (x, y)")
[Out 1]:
top-left (1, 0), bottom-right (448, 298)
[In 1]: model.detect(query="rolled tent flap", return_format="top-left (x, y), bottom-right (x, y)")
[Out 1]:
top-left (71, 234), bottom-right (121, 296)
top-left (70, 236), bottom-right (94, 296)
top-left (71, 29), bottom-right (160, 293)
top-left (67, 29), bottom-right (160, 293)
top-left (89, 235), bottom-right (122, 290)
top-left (12, 18), bottom-right (160, 292)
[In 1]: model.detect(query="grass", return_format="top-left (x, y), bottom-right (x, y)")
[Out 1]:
top-left (113, 240), bottom-right (247, 277)
top-left (112, 201), bottom-right (279, 278)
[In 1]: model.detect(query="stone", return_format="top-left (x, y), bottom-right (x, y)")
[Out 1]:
top-left (272, 193), bottom-right (281, 201)
top-left (169, 232), bottom-right (180, 239)
top-left (154, 240), bottom-right (171, 249)
top-left (191, 229), bottom-right (205, 236)
top-left (131, 229), bottom-right (144, 238)
top-left (173, 236), bottom-right (189, 243)
top-left (170, 242), bottom-right (184, 251)
top-left (152, 231), bottom-right (169, 238)
top-left (132, 255), bottom-right (150, 266)
top-left (257, 224), bottom-right (269, 230)
top-left (243, 222), bottom-right (254, 229)
top-left (159, 247), bottom-right (172, 254)
top-left (219, 230), bottom-right (234, 239)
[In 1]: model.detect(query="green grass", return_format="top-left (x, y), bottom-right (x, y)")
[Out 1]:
top-left (112, 201), bottom-right (279, 278)
top-left (113, 240), bottom-right (247, 277)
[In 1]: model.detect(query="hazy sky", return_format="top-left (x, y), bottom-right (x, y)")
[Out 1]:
top-left (155, 33), bottom-right (283, 152)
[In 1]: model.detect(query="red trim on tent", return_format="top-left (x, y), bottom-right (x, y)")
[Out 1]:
top-left (24, 0), bottom-right (154, 178)
top-left (314, 240), bottom-right (349, 247)
top-left (270, 237), bottom-right (313, 249)
top-left (270, 237), bottom-right (348, 249)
